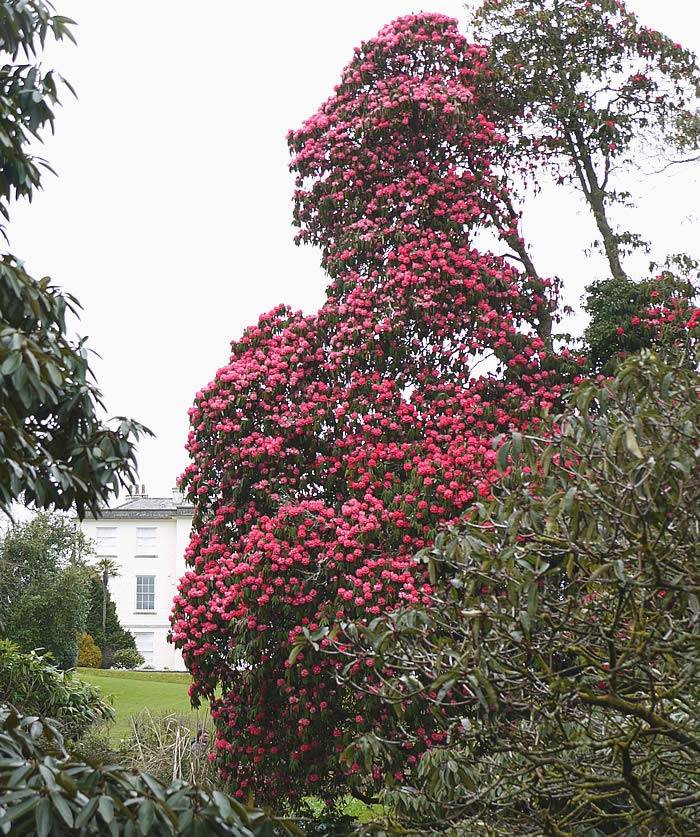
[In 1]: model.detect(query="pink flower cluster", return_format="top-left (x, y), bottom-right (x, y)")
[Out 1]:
top-left (171, 14), bottom-right (575, 804)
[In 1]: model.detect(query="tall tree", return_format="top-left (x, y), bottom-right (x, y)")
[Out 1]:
top-left (172, 14), bottom-right (576, 808)
top-left (0, 1), bottom-right (150, 519)
top-left (0, 513), bottom-right (91, 668)
top-left (472, 0), bottom-right (700, 282)
top-left (84, 568), bottom-right (135, 668)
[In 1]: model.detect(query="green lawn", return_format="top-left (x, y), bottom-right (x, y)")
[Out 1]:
top-left (77, 668), bottom-right (208, 740)
top-left (77, 668), bottom-right (380, 823)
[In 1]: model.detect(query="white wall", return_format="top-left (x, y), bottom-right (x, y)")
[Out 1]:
top-left (80, 514), bottom-right (190, 670)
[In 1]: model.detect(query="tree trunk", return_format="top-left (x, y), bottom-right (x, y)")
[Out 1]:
top-left (571, 127), bottom-right (628, 283)
top-left (102, 568), bottom-right (108, 636)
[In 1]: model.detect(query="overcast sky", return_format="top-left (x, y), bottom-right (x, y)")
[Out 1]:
top-left (8, 0), bottom-right (699, 500)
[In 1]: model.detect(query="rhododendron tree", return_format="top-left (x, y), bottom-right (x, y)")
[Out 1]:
top-left (171, 14), bottom-right (577, 806)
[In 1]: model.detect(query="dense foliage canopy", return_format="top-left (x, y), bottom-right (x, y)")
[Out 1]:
top-left (0, 513), bottom-right (92, 667)
top-left (172, 1), bottom-right (699, 819)
top-left (304, 350), bottom-right (700, 833)
top-left (0, 0), bottom-right (149, 518)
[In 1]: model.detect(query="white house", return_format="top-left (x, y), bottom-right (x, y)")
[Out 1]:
top-left (79, 488), bottom-right (193, 670)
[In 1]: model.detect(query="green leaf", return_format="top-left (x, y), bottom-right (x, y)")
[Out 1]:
top-left (137, 799), bottom-right (156, 833)
top-left (49, 791), bottom-right (74, 827)
top-left (35, 797), bottom-right (52, 837)
top-left (624, 427), bottom-right (643, 458)
top-left (74, 796), bottom-right (98, 829)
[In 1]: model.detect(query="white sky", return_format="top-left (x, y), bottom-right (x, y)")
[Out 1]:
top-left (7, 0), bottom-right (699, 499)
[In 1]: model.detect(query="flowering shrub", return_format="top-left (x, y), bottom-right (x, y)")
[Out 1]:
top-left (171, 14), bottom-right (578, 805)
top-left (584, 267), bottom-right (699, 372)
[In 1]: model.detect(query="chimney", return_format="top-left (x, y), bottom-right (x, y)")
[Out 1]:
top-left (141, 483), bottom-right (147, 497)
top-left (172, 486), bottom-right (183, 505)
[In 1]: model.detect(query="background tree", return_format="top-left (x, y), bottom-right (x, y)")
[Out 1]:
top-left (472, 0), bottom-right (699, 371)
top-left (0, 512), bottom-right (91, 668)
top-left (472, 0), bottom-right (700, 281)
top-left (310, 347), bottom-right (700, 833)
top-left (84, 566), bottom-right (135, 668)
top-left (0, 0), bottom-right (149, 518)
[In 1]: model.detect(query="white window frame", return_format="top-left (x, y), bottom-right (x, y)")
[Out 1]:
top-left (96, 526), bottom-right (117, 552)
top-left (135, 575), bottom-right (156, 612)
top-left (135, 527), bottom-right (158, 555)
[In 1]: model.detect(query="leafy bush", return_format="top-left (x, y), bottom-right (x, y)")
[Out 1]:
top-left (317, 350), bottom-right (700, 833)
top-left (0, 706), bottom-right (302, 836)
top-left (112, 648), bottom-right (145, 670)
top-left (0, 514), bottom-right (92, 669)
top-left (0, 641), bottom-right (112, 740)
top-left (76, 632), bottom-right (102, 669)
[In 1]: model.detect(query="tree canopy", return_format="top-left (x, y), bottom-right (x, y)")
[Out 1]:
top-left (0, 512), bottom-right (91, 668)
top-left (172, 2), bottom-right (700, 820)
top-left (172, 13), bottom-right (577, 807)
top-left (0, 0), bottom-right (149, 519)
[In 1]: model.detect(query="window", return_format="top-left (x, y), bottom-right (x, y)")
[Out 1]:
top-left (96, 527), bottom-right (117, 551)
top-left (136, 527), bottom-right (157, 552)
top-left (133, 632), bottom-right (154, 667)
top-left (136, 575), bottom-right (155, 611)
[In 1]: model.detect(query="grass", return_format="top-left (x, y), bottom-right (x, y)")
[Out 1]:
top-left (77, 668), bottom-right (381, 824)
top-left (77, 668), bottom-right (207, 740)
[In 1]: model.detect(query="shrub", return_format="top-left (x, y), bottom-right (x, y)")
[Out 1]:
top-left (76, 632), bottom-right (102, 668)
top-left (0, 640), bottom-right (113, 740)
top-left (319, 350), bottom-right (700, 833)
top-left (0, 706), bottom-right (302, 836)
top-left (112, 647), bottom-right (145, 670)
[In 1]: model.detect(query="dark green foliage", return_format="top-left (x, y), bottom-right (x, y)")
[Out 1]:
top-left (0, 257), bottom-right (151, 518)
top-left (0, 513), bottom-right (91, 668)
top-left (84, 573), bottom-right (135, 667)
top-left (0, 0), bottom-right (75, 228)
top-left (0, 1), bottom-right (149, 519)
top-left (0, 706), bottom-right (303, 836)
top-left (316, 351), bottom-right (700, 833)
top-left (112, 648), bottom-right (145, 671)
top-left (0, 641), bottom-right (113, 739)
top-left (583, 266), bottom-right (697, 372)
